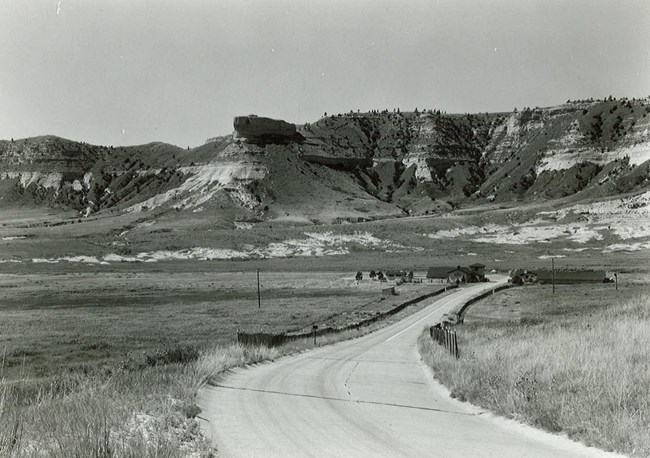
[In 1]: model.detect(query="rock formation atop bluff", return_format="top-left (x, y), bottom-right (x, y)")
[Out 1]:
top-left (233, 115), bottom-right (303, 145)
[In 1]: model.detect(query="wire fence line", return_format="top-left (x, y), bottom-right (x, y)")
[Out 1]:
top-left (429, 282), bottom-right (513, 359)
top-left (237, 284), bottom-right (458, 347)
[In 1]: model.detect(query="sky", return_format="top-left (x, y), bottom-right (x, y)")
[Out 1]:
top-left (1, 0), bottom-right (649, 147)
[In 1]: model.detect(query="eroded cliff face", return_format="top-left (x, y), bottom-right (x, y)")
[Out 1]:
top-left (0, 136), bottom-right (197, 215)
top-left (2, 98), bottom-right (650, 222)
top-left (479, 99), bottom-right (650, 201)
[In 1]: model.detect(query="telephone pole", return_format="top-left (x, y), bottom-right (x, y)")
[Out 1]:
top-left (551, 257), bottom-right (555, 295)
top-left (257, 269), bottom-right (261, 308)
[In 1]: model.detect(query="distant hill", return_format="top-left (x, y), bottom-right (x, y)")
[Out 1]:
top-left (1, 97), bottom-right (649, 223)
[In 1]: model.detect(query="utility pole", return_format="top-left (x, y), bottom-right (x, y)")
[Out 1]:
top-left (615, 272), bottom-right (618, 291)
top-left (551, 256), bottom-right (555, 295)
top-left (257, 269), bottom-right (261, 308)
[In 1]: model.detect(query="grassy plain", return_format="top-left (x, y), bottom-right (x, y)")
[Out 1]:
top-left (0, 269), bottom-right (440, 381)
top-left (419, 279), bottom-right (650, 457)
top-left (0, 264), bottom-right (448, 457)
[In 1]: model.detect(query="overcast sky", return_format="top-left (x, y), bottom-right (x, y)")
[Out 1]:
top-left (1, 0), bottom-right (649, 147)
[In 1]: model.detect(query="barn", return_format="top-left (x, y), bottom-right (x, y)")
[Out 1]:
top-left (536, 270), bottom-right (613, 284)
top-left (426, 267), bottom-right (456, 282)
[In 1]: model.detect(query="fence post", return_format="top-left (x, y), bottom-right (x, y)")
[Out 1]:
top-left (449, 331), bottom-right (453, 357)
top-left (430, 323), bottom-right (460, 359)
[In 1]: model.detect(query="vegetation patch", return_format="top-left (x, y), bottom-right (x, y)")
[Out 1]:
top-left (0, 344), bottom-right (281, 457)
top-left (419, 283), bottom-right (650, 457)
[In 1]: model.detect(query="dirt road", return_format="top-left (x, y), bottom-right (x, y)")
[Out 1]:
top-left (198, 281), bottom-right (622, 457)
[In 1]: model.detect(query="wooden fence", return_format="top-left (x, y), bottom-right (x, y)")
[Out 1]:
top-left (237, 284), bottom-right (458, 347)
top-left (430, 324), bottom-right (459, 359)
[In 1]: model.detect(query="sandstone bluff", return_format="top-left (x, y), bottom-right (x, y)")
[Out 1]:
top-left (0, 98), bottom-right (649, 223)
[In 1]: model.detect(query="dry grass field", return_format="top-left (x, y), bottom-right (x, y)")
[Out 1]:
top-left (0, 265), bottom-right (445, 456)
top-left (0, 269), bottom-right (439, 381)
top-left (419, 278), bottom-right (650, 457)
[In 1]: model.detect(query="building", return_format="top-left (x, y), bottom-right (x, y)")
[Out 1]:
top-left (536, 270), bottom-right (613, 284)
top-left (385, 269), bottom-right (405, 280)
top-left (426, 267), bottom-right (456, 282)
top-left (448, 266), bottom-right (482, 283)
top-left (469, 263), bottom-right (486, 281)
top-left (427, 264), bottom-right (488, 283)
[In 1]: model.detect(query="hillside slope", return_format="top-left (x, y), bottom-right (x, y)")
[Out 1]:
top-left (1, 97), bottom-right (649, 224)
top-left (479, 99), bottom-right (650, 202)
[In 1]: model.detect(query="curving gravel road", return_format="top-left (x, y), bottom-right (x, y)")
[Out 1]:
top-left (198, 280), bottom-right (623, 458)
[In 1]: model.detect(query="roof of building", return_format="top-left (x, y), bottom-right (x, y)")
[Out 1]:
top-left (426, 267), bottom-right (456, 278)
top-left (536, 270), bottom-right (608, 282)
top-left (449, 267), bottom-right (477, 276)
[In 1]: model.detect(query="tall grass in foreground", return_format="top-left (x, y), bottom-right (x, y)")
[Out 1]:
top-left (0, 344), bottom-right (283, 458)
top-left (419, 294), bottom-right (650, 457)
top-left (0, 329), bottom-right (375, 457)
